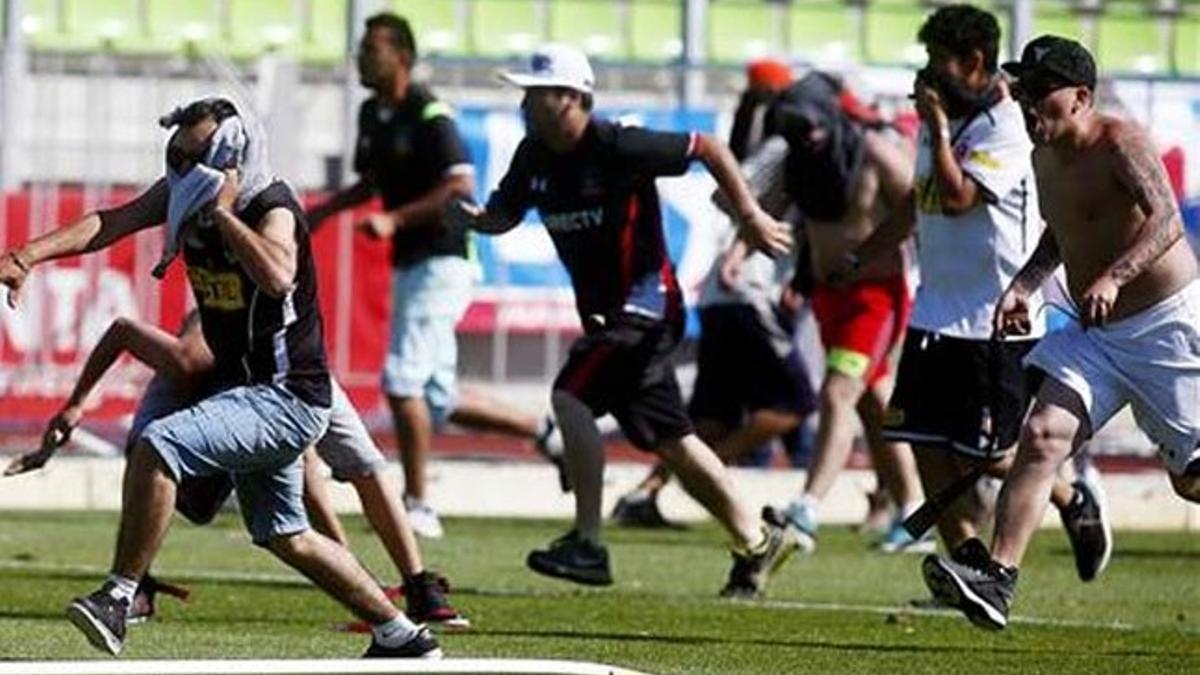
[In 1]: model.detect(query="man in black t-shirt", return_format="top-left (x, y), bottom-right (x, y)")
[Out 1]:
top-left (306, 12), bottom-right (556, 538)
top-left (0, 98), bottom-right (438, 659)
top-left (447, 44), bottom-right (797, 596)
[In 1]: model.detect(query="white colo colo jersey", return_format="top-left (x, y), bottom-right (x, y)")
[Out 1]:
top-left (910, 96), bottom-right (1044, 340)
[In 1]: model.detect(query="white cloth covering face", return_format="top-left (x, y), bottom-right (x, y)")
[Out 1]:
top-left (154, 102), bottom-right (273, 278)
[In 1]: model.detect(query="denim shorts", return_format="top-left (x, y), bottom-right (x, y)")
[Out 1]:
top-left (381, 256), bottom-right (475, 426)
top-left (139, 383), bottom-right (331, 544)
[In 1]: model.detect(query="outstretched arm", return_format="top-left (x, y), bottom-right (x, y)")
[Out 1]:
top-left (305, 179), bottom-right (376, 233)
top-left (0, 180), bottom-right (168, 308)
top-left (6, 315), bottom-right (212, 476)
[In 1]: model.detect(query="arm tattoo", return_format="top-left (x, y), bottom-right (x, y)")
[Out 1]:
top-left (1107, 128), bottom-right (1182, 286)
top-left (1014, 229), bottom-right (1061, 293)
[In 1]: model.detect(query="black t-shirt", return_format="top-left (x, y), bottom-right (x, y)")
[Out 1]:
top-left (181, 181), bottom-right (332, 408)
top-left (487, 118), bottom-right (696, 327)
top-left (354, 84), bottom-right (472, 269)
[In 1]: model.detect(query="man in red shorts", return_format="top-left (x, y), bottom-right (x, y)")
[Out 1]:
top-left (762, 73), bottom-right (928, 553)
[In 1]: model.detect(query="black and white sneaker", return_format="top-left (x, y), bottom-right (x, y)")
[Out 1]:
top-left (921, 540), bottom-right (1017, 631)
top-left (67, 584), bottom-right (128, 655)
top-left (363, 625), bottom-right (443, 658)
top-left (1059, 479), bottom-right (1112, 582)
top-left (526, 531), bottom-right (613, 586)
top-left (720, 521), bottom-right (799, 598)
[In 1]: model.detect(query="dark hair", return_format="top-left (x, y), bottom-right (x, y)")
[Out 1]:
top-left (918, 4), bottom-right (1001, 73)
top-left (366, 12), bottom-right (417, 61)
top-left (580, 92), bottom-right (594, 112)
top-left (159, 97), bottom-right (238, 129)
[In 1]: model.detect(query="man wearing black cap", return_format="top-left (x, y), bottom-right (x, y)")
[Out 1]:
top-left (923, 35), bottom-right (1200, 631)
top-left (839, 5), bottom-right (1105, 579)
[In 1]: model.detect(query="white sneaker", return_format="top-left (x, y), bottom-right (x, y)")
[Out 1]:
top-left (404, 496), bottom-right (444, 539)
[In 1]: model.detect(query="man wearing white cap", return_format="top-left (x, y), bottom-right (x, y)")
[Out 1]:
top-left (447, 44), bottom-right (798, 596)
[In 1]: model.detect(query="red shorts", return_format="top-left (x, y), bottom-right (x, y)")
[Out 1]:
top-left (810, 275), bottom-right (911, 386)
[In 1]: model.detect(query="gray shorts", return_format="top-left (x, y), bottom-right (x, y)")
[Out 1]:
top-left (315, 379), bottom-right (389, 481)
top-left (138, 382), bottom-right (331, 544)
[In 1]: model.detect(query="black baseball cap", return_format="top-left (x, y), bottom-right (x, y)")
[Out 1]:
top-left (1002, 35), bottom-right (1097, 92)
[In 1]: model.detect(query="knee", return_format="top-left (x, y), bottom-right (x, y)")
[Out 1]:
top-left (1170, 473), bottom-right (1200, 504)
top-left (1019, 415), bottom-right (1071, 465)
top-left (265, 529), bottom-right (314, 559)
top-left (819, 375), bottom-right (861, 413)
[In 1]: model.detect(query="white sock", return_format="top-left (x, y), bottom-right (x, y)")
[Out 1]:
top-left (797, 493), bottom-right (820, 513)
top-left (899, 501), bottom-right (921, 520)
top-left (371, 614), bottom-right (419, 647)
top-left (105, 574), bottom-right (138, 605)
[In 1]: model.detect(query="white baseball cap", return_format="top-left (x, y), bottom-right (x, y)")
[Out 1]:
top-left (499, 43), bottom-right (595, 94)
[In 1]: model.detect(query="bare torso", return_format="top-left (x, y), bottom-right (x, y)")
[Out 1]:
top-left (1037, 115), bottom-right (1196, 322)
top-left (806, 129), bottom-right (909, 282)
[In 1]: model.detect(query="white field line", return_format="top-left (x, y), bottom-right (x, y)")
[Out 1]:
top-left (0, 659), bottom-right (650, 675)
top-left (2, 559), bottom-right (1185, 636)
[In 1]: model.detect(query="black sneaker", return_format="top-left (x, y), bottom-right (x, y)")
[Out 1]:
top-left (611, 492), bottom-right (683, 529)
top-left (1059, 479), bottom-right (1112, 582)
top-left (533, 416), bottom-right (571, 493)
top-left (526, 531), bottom-right (613, 586)
top-left (363, 625), bottom-right (443, 658)
top-left (719, 521), bottom-right (799, 598)
top-left (67, 584), bottom-right (128, 655)
top-left (127, 574), bottom-right (191, 625)
top-left (404, 571), bottom-right (470, 630)
top-left (921, 540), bottom-right (1017, 630)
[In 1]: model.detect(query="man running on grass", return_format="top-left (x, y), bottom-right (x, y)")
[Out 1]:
top-left (923, 36), bottom-right (1200, 631)
top-left (446, 44), bottom-right (798, 597)
top-left (758, 72), bottom-right (928, 554)
top-left (0, 97), bottom-right (439, 658)
top-left (6, 310), bottom-right (468, 630)
top-left (840, 6), bottom-right (1109, 581)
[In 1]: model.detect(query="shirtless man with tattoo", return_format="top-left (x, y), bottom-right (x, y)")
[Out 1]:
top-left (921, 36), bottom-right (1200, 631)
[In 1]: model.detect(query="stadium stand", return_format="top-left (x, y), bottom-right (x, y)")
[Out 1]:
top-left (3, 1), bottom-right (1197, 77)
top-left (548, 0), bottom-right (626, 60)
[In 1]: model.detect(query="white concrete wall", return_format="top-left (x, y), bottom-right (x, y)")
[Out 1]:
top-left (3, 457), bottom-right (1198, 531)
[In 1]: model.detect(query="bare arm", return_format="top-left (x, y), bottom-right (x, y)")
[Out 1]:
top-left (693, 133), bottom-right (792, 256)
top-left (1, 180), bottom-right (167, 307)
top-left (1011, 228), bottom-right (1062, 295)
top-left (65, 317), bottom-right (211, 411)
top-left (6, 315), bottom-right (212, 476)
top-left (305, 179), bottom-right (375, 232)
top-left (393, 173), bottom-right (474, 231)
top-left (213, 205), bottom-right (298, 298)
top-left (914, 83), bottom-right (981, 215)
top-left (1103, 126), bottom-right (1183, 288)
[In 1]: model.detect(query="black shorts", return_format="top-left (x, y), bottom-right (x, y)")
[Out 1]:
top-left (689, 304), bottom-right (816, 428)
top-left (883, 327), bottom-right (1037, 458)
top-left (553, 313), bottom-right (693, 451)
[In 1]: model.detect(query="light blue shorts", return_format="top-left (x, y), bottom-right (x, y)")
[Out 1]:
top-left (139, 383), bottom-right (331, 544)
top-left (315, 378), bottom-right (389, 481)
top-left (382, 256), bottom-right (475, 426)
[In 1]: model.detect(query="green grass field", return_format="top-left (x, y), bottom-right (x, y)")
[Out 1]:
top-left (1, 511), bottom-right (1197, 673)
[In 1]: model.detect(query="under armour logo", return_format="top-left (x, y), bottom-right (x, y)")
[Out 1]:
top-left (1032, 46), bottom-right (1050, 63)
top-left (532, 54), bottom-right (552, 73)
top-left (531, 176), bottom-right (548, 192)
